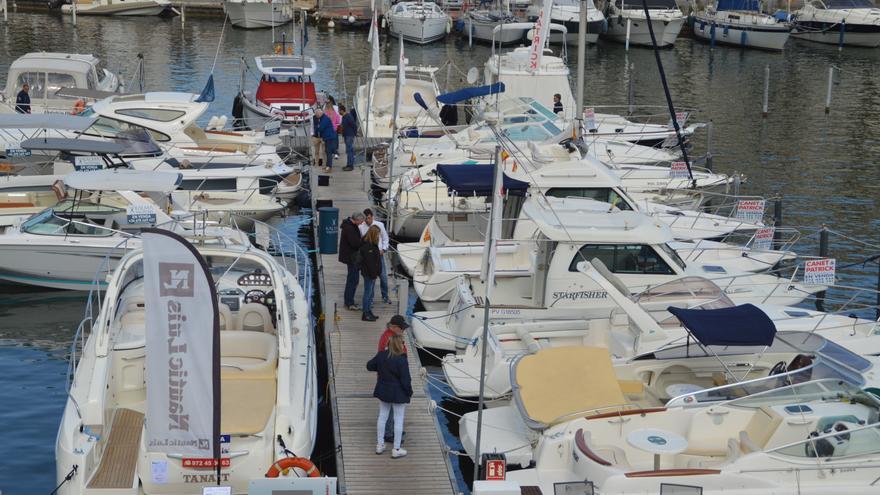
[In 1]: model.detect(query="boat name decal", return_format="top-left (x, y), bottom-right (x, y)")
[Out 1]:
top-left (552, 290), bottom-right (608, 301)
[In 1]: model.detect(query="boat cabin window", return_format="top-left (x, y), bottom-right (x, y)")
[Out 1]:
top-left (619, 0), bottom-right (677, 8)
top-left (15, 72), bottom-right (46, 99)
top-left (86, 70), bottom-right (98, 90)
top-left (115, 108), bottom-right (187, 123)
top-left (180, 178), bottom-right (238, 191)
top-left (46, 73), bottom-right (78, 99)
top-left (79, 110), bottom-right (171, 143)
top-left (21, 201), bottom-right (121, 237)
top-left (568, 244), bottom-right (675, 274)
top-left (657, 242), bottom-right (686, 270)
top-left (545, 187), bottom-right (634, 210)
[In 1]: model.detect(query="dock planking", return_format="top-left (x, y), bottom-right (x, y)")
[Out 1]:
top-left (310, 160), bottom-right (457, 495)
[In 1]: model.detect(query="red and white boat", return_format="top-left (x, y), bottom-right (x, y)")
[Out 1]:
top-left (237, 52), bottom-right (318, 134)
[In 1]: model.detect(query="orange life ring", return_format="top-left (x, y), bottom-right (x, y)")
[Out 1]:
top-left (71, 99), bottom-right (86, 115)
top-left (264, 457), bottom-right (321, 478)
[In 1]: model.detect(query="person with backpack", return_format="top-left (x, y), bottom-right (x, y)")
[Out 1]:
top-left (359, 225), bottom-right (382, 322)
top-left (367, 333), bottom-right (412, 458)
top-left (339, 211), bottom-right (365, 310)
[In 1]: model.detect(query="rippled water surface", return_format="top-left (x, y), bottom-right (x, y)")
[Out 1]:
top-left (1, 10), bottom-right (879, 493)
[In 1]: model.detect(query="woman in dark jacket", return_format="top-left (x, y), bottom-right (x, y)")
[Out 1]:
top-left (359, 225), bottom-right (382, 322)
top-left (367, 334), bottom-right (412, 458)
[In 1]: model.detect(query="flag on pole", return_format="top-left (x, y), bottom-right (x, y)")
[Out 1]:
top-left (528, 0), bottom-right (554, 73)
top-left (369, 10), bottom-right (380, 71)
top-left (194, 74), bottom-right (215, 103)
top-left (143, 229), bottom-right (220, 460)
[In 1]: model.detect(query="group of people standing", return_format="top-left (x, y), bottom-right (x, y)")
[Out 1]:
top-left (338, 209), bottom-right (391, 322)
top-left (312, 95), bottom-right (359, 173)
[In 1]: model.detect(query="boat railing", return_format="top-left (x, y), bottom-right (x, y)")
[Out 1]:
top-left (581, 104), bottom-right (702, 126)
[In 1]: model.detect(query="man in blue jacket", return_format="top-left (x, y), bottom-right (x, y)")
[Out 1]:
top-left (15, 84), bottom-right (31, 114)
top-left (315, 107), bottom-right (338, 172)
top-left (339, 105), bottom-right (359, 171)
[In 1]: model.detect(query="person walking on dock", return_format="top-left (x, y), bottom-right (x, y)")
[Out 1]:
top-left (15, 83), bottom-right (31, 114)
top-left (315, 107), bottom-right (338, 172)
top-left (378, 315), bottom-right (409, 445)
top-left (359, 208), bottom-right (390, 304)
top-left (359, 225), bottom-right (382, 322)
top-left (339, 211), bottom-right (365, 311)
top-left (340, 105), bottom-right (359, 171)
top-left (367, 333), bottom-right (412, 459)
top-left (311, 108), bottom-right (325, 170)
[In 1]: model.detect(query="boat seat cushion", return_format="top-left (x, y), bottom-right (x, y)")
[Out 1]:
top-left (238, 302), bottom-right (275, 333)
top-left (740, 406), bottom-right (783, 453)
top-left (220, 332), bottom-right (277, 435)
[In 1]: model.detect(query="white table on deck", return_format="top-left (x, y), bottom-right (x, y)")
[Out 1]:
top-left (626, 428), bottom-right (688, 471)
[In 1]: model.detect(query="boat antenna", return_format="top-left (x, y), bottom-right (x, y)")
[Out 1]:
top-left (639, 0), bottom-right (696, 189)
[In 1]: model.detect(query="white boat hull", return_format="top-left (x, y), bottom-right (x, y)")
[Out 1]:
top-left (388, 15), bottom-right (448, 44)
top-left (466, 18), bottom-right (528, 44)
top-left (693, 16), bottom-right (790, 50)
top-left (225, 0), bottom-right (293, 29)
top-left (0, 244), bottom-right (123, 290)
top-left (792, 26), bottom-right (880, 47)
top-left (604, 15), bottom-right (684, 47)
top-left (61, 1), bottom-right (169, 16)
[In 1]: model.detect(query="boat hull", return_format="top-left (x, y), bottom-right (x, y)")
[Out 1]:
top-left (465, 18), bottom-right (528, 45)
top-left (239, 93), bottom-right (311, 136)
top-left (792, 22), bottom-right (880, 47)
top-left (692, 16), bottom-right (790, 50)
top-left (603, 15), bottom-right (684, 47)
top-left (0, 244), bottom-right (123, 290)
top-left (225, 0), bottom-right (293, 29)
top-left (388, 15), bottom-right (448, 44)
top-left (61, 1), bottom-right (169, 15)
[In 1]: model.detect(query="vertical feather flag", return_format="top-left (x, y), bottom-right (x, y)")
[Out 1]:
top-left (369, 10), bottom-right (380, 71)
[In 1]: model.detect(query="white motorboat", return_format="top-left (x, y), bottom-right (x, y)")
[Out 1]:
top-left (526, 0), bottom-right (607, 45)
top-left (601, 0), bottom-right (685, 47)
top-left (225, 0), bottom-right (294, 29)
top-left (56, 230), bottom-right (319, 492)
top-left (237, 53), bottom-right (318, 131)
top-left (60, 0), bottom-right (172, 16)
top-left (355, 64), bottom-right (442, 139)
top-left (386, 1), bottom-right (451, 44)
top-left (441, 260), bottom-right (880, 398)
top-left (0, 52), bottom-right (120, 115)
top-left (792, 0), bottom-right (880, 47)
top-left (391, 157), bottom-right (748, 241)
top-left (464, 336), bottom-right (880, 492)
top-left (0, 169), bottom-right (252, 290)
top-left (408, 199), bottom-right (815, 316)
top-left (462, 9), bottom-right (528, 45)
top-left (693, 1), bottom-right (792, 51)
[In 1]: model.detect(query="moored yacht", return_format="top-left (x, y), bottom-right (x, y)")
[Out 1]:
top-left (60, 0), bottom-right (172, 16)
top-left (601, 0), bottom-right (685, 47)
top-left (238, 52), bottom-right (318, 131)
top-left (792, 0), bottom-right (880, 47)
top-left (386, 1), bottom-right (451, 44)
top-left (225, 0), bottom-right (294, 29)
top-left (526, 0), bottom-right (607, 45)
top-left (56, 229), bottom-right (318, 492)
top-left (693, 0), bottom-right (792, 50)
top-left (462, 8), bottom-right (528, 45)
top-left (355, 64), bottom-right (442, 139)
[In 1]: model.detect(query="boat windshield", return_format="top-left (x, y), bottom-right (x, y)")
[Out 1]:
top-left (771, 422), bottom-right (880, 459)
top-left (79, 107), bottom-right (169, 149)
top-left (21, 201), bottom-right (123, 237)
top-left (619, 0), bottom-right (677, 8)
top-left (632, 277), bottom-right (735, 325)
top-left (722, 378), bottom-right (868, 410)
top-left (824, 0), bottom-right (874, 8)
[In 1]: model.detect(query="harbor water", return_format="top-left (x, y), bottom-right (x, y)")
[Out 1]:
top-left (1, 11), bottom-right (879, 493)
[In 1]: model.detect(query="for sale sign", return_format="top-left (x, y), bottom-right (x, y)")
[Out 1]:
top-left (752, 227), bottom-right (775, 251)
top-left (804, 259), bottom-right (836, 286)
top-left (735, 200), bottom-right (765, 223)
top-left (584, 107), bottom-right (597, 131)
top-left (668, 161), bottom-right (689, 179)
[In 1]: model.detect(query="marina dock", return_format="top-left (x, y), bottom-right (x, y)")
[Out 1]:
top-left (310, 160), bottom-right (458, 495)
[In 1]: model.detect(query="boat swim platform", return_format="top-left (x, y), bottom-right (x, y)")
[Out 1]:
top-left (87, 408), bottom-right (144, 489)
top-left (309, 163), bottom-right (458, 495)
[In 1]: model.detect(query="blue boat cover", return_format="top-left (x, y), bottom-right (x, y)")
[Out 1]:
top-left (717, 0), bottom-right (759, 11)
top-left (668, 303), bottom-right (776, 347)
top-left (435, 83), bottom-right (506, 105)
top-left (436, 164), bottom-right (529, 196)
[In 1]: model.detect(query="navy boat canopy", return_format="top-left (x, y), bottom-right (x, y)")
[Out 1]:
top-left (435, 83), bottom-right (505, 106)
top-left (436, 163), bottom-right (529, 196)
top-left (667, 303), bottom-right (777, 347)
top-left (717, 0), bottom-right (759, 10)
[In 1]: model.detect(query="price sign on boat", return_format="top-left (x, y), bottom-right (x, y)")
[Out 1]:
top-left (4, 143), bottom-right (30, 158)
top-left (74, 155), bottom-right (104, 171)
top-left (127, 204), bottom-right (157, 225)
top-left (804, 258), bottom-right (836, 286)
top-left (668, 161), bottom-right (689, 179)
top-left (264, 120), bottom-right (282, 136)
top-left (752, 227), bottom-right (775, 251)
top-left (583, 107), bottom-right (597, 131)
top-left (669, 111), bottom-right (689, 129)
top-left (735, 199), bottom-right (765, 223)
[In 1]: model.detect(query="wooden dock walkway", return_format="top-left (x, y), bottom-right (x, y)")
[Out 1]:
top-left (310, 158), bottom-right (457, 495)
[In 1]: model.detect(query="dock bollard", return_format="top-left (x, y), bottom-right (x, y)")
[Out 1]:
top-left (825, 66), bottom-right (834, 114)
top-left (762, 65), bottom-right (769, 118)
top-left (816, 226), bottom-right (829, 312)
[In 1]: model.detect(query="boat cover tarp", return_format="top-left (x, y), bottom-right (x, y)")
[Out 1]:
top-left (0, 114), bottom-right (96, 130)
top-left (717, 0), bottom-right (759, 10)
top-left (436, 164), bottom-right (529, 196)
top-left (513, 346), bottom-right (627, 428)
top-left (668, 303), bottom-right (776, 347)
top-left (64, 169), bottom-right (183, 193)
top-left (20, 137), bottom-right (125, 154)
top-left (435, 83), bottom-right (506, 105)
top-left (256, 80), bottom-right (317, 104)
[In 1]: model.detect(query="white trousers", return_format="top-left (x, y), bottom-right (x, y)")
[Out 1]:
top-left (377, 401), bottom-right (407, 449)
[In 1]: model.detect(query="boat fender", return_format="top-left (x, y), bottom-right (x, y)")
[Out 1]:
top-left (447, 18), bottom-right (452, 34)
top-left (328, 19), bottom-right (335, 28)
top-left (265, 457), bottom-right (321, 478)
top-left (231, 95), bottom-right (244, 121)
top-left (71, 99), bottom-right (86, 115)
top-left (349, 15), bottom-right (356, 23)
top-left (382, 17), bottom-right (387, 29)
top-left (740, 30), bottom-right (747, 45)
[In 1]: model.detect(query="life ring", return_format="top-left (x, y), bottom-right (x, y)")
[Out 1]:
top-left (264, 457), bottom-right (321, 478)
top-left (71, 99), bottom-right (86, 115)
